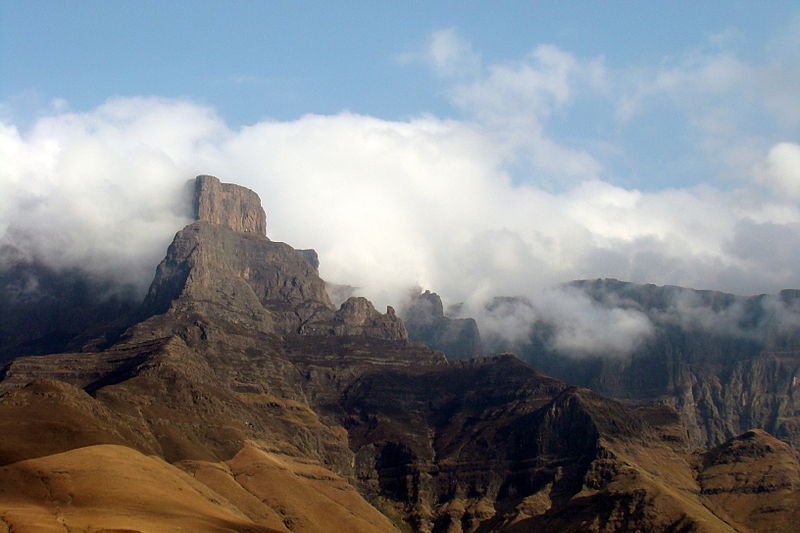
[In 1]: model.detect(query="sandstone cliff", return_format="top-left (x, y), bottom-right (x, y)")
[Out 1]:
top-left (195, 174), bottom-right (267, 235)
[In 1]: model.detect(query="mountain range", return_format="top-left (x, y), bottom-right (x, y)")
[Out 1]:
top-left (1, 175), bottom-right (798, 532)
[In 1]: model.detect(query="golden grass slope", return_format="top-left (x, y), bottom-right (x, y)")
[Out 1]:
top-left (0, 380), bottom-right (397, 532)
top-left (180, 444), bottom-right (397, 532)
top-left (0, 444), bottom-right (276, 533)
top-left (698, 429), bottom-right (800, 532)
top-left (0, 380), bottom-right (157, 465)
top-left (0, 443), bottom-right (397, 533)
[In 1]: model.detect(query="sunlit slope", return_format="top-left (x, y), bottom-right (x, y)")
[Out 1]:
top-left (0, 380), bottom-right (396, 532)
top-left (698, 429), bottom-right (800, 532)
top-left (0, 444), bottom-right (278, 533)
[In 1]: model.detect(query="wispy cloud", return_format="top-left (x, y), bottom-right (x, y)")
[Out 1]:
top-left (426, 28), bottom-right (482, 79)
top-left (3, 97), bottom-right (799, 301)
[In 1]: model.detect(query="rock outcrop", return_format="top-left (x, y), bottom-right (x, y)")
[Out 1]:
top-left (144, 175), bottom-right (405, 342)
top-left (297, 248), bottom-right (320, 271)
top-left (303, 297), bottom-right (408, 340)
top-left (404, 290), bottom-right (482, 359)
top-left (194, 174), bottom-right (267, 235)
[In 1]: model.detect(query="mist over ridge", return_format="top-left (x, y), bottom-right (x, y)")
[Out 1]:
top-left (2, 95), bottom-right (800, 355)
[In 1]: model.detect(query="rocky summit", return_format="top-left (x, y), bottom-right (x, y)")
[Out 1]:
top-left (195, 174), bottom-right (268, 235)
top-left (404, 290), bottom-right (482, 359)
top-left (1, 175), bottom-right (798, 532)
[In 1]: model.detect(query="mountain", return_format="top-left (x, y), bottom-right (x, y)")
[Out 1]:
top-left (0, 175), bottom-right (797, 532)
top-left (479, 279), bottom-right (800, 452)
top-left (0, 244), bottom-right (141, 363)
top-left (404, 290), bottom-right (482, 359)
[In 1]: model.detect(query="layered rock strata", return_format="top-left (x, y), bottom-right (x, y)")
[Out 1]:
top-left (494, 279), bottom-right (800, 451)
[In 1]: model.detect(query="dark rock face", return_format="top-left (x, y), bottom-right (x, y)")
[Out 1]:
top-left (0, 245), bottom-right (140, 365)
top-left (497, 278), bottom-right (800, 451)
top-left (194, 174), bottom-right (267, 235)
top-left (143, 221), bottom-right (328, 335)
top-left (338, 355), bottom-right (703, 531)
top-left (405, 290), bottom-right (482, 359)
top-left (297, 249), bottom-right (320, 271)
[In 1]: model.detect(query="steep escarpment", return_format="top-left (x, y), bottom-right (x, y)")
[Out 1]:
top-left (340, 357), bottom-right (741, 532)
top-left (494, 279), bottom-right (800, 451)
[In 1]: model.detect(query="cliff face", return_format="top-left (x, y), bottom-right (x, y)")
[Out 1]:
top-left (499, 279), bottom-right (800, 451)
top-left (404, 290), bottom-right (482, 359)
top-left (144, 175), bottom-right (405, 341)
top-left (0, 176), bottom-right (796, 532)
top-left (194, 174), bottom-right (267, 235)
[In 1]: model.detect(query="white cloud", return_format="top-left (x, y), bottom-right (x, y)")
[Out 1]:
top-left (468, 287), bottom-right (653, 357)
top-left (613, 22), bottom-right (800, 184)
top-left (758, 142), bottom-right (800, 198)
top-left (0, 98), bottom-right (223, 289)
top-left (534, 287), bottom-right (654, 355)
top-left (426, 28), bottom-right (481, 78)
top-left (4, 25), bottom-right (800, 356)
top-left (3, 98), bottom-right (800, 308)
top-left (428, 39), bottom-right (609, 184)
top-left (451, 45), bottom-right (578, 123)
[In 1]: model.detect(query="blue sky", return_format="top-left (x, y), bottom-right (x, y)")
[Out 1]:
top-left (2, 2), bottom-right (793, 120)
top-left (2, 2), bottom-right (798, 189)
top-left (3, 1), bottom-right (800, 316)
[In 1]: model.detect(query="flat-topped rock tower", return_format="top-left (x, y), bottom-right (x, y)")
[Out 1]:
top-left (194, 174), bottom-right (267, 235)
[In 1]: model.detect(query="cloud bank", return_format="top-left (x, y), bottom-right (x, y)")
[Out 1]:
top-left (2, 29), bottom-right (800, 355)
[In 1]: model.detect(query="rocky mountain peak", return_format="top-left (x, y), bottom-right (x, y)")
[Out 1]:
top-left (194, 175), bottom-right (267, 235)
top-left (143, 176), bottom-right (412, 343)
top-left (404, 289), bottom-right (482, 359)
top-left (407, 290), bottom-right (444, 324)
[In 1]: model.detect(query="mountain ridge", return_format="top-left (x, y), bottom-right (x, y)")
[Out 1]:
top-left (1, 175), bottom-right (797, 532)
